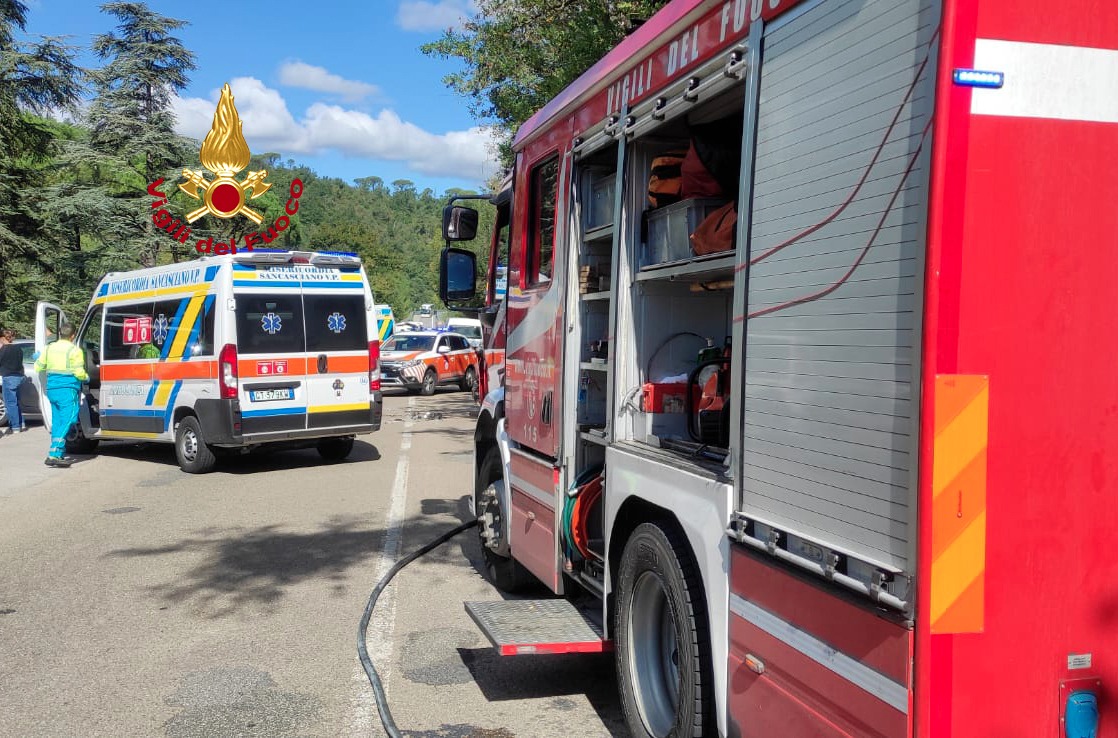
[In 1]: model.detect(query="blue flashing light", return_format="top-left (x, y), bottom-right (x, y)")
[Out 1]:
top-left (316, 250), bottom-right (359, 257)
top-left (953, 69), bottom-right (1004, 89)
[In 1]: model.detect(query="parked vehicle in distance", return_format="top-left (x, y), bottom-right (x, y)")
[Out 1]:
top-left (374, 303), bottom-right (395, 343)
top-left (0, 339), bottom-right (42, 427)
top-left (379, 331), bottom-right (477, 396)
top-left (445, 317), bottom-right (483, 348)
top-left (417, 303), bottom-right (434, 316)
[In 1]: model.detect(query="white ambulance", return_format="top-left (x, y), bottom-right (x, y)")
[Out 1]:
top-left (33, 250), bottom-right (383, 473)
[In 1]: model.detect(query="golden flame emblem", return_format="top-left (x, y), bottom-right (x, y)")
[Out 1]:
top-left (179, 83), bottom-right (271, 224)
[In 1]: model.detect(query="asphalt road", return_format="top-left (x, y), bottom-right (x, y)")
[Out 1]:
top-left (0, 392), bottom-right (623, 737)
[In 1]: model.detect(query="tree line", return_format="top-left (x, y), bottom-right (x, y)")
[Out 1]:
top-left (2, 0), bottom-right (665, 334)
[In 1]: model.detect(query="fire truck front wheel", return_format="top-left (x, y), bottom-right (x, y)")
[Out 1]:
top-left (475, 447), bottom-right (526, 592)
top-left (616, 522), bottom-right (714, 738)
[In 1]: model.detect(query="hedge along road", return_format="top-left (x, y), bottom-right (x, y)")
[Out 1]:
top-left (0, 391), bottom-right (623, 737)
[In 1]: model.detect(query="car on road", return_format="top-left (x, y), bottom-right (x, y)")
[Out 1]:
top-left (444, 317), bottom-right (483, 349)
top-left (379, 331), bottom-right (478, 395)
top-left (0, 339), bottom-right (42, 428)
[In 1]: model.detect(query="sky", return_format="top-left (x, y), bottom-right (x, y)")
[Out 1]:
top-left (20, 0), bottom-right (499, 194)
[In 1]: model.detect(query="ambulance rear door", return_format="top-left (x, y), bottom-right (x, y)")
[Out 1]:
top-left (31, 301), bottom-right (66, 431)
top-left (301, 254), bottom-right (371, 432)
top-left (231, 260), bottom-right (311, 436)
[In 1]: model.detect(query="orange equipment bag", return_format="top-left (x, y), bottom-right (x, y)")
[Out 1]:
top-left (690, 202), bottom-right (737, 256)
top-left (681, 141), bottom-right (724, 200)
top-left (647, 150), bottom-right (686, 208)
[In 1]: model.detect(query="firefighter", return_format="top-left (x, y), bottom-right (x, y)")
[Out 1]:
top-left (33, 322), bottom-right (88, 467)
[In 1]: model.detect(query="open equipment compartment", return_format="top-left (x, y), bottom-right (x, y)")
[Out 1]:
top-left (614, 88), bottom-right (745, 463)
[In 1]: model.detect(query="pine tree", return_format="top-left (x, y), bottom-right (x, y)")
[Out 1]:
top-left (83, 1), bottom-right (195, 268)
top-left (0, 0), bottom-right (84, 333)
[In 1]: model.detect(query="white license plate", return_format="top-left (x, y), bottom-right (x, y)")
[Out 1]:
top-left (251, 388), bottom-right (293, 402)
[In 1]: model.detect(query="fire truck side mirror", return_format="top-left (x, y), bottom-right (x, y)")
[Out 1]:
top-left (440, 247), bottom-right (477, 303)
top-left (442, 205), bottom-right (479, 241)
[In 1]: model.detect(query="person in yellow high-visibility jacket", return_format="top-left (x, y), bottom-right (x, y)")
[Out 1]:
top-left (33, 322), bottom-right (87, 467)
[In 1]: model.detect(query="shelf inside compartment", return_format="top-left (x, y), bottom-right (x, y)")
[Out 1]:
top-left (636, 252), bottom-right (737, 283)
top-left (580, 291), bottom-right (610, 301)
top-left (579, 430), bottom-right (609, 446)
top-left (580, 361), bottom-right (610, 372)
top-left (583, 224), bottom-right (614, 243)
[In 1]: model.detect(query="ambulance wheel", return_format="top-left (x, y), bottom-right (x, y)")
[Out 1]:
top-left (65, 425), bottom-right (99, 455)
top-left (420, 369), bottom-right (438, 396)
top-left (460, 367), bottom-right (477, 393)
top-left (616, 521), bottom-right (714, 738)
top-left (175, 416), bottom-right (217, 474)
top-left (317, 436), bottom-right (354, 461)
top-left (475, 447), bottom-right (526, 592)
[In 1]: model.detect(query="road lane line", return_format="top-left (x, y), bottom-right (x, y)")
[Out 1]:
top-left (349, 397), bottom-right (414, 736)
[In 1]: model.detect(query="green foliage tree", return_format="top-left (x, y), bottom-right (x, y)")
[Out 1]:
top-left (81, 1), bottom-right (196, 268)
top-left (422, 0), bottom-right (669, 162)
top-left (0, 0), bottom-right (84, 333)
top-left (2, 0), bottom-right (489, 334)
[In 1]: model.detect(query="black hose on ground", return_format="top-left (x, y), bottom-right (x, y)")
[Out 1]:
top-left (357, 518), bottom-right (479, 738)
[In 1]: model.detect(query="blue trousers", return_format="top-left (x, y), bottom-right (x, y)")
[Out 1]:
top-left (45, 385), bottom-right (79, 458)
top-left (2, 375), bottom-right (23, 429)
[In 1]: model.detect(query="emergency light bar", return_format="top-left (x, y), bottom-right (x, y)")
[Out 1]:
top-left (231, 250), bottom-right (362, 267)
top-left (953, 68), bottom-right (1005, 88)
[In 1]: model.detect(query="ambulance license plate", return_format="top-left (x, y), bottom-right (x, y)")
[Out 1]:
top-left (251, 388), bottom-right (293, 402)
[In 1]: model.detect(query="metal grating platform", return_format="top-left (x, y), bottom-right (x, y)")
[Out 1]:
top-left (465, 599), bottom-right (612, 656)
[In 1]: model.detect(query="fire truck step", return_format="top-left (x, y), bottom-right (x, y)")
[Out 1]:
top-left (465, 599), bottom-right (612, 656)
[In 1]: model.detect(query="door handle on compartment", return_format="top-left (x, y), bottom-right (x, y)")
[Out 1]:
top-left (317, 354), bottom-right (327, 373)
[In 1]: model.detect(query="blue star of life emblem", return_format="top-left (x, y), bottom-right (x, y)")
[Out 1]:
top-left (327, 312), bottom-right (347, 333)
top-left (153, 314), bottom-right (170, 345)
top-left (262, 312), bottom-right (283, 335)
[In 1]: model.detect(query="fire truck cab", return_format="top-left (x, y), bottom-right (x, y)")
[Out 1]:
top-left (442, 0), bottom-right (1118, 736)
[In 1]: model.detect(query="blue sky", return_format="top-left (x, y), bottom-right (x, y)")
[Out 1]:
top-left (20, 0), bottom-right (498, 194)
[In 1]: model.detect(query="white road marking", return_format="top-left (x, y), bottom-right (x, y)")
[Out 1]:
top-left (349, 397), bottom-right (414, 737)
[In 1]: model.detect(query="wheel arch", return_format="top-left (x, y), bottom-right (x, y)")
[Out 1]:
top-left (603, 456), bottom-right (732, 737)
top-left (607, 496), bottom-right (695, 605)
top-left (172, 404), bottom-right (196, 428)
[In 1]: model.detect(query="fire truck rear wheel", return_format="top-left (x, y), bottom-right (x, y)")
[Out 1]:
top-left (616, 521), bottom-right (714, 738)
top-left (420, 369), bottom-right (438, 396)
top-left (475, 447), bottom-right (526, 592)
top-left (175, 415), bottom-right (217, 474)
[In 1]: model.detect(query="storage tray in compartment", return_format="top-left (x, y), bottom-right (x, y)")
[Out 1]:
top-left (642, 198), bottom-right (728, 267)
top-left (584, 171), bottom-right (616, 232)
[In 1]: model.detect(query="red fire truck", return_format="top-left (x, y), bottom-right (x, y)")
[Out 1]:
top-left (440, 0), bottom-right (1118, 735)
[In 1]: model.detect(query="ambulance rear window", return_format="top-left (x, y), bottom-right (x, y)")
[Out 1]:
top-left (235, 296), bottom-right (305, 354)
top-left (304, 295), bottom-right (368, 352)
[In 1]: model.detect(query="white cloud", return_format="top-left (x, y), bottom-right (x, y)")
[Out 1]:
top-left (277, 61), bottom-right (379, 102)
top-left (396, 0), bottom-right (476, 32)
top-left (172, 78), bottom-right (498, 183)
